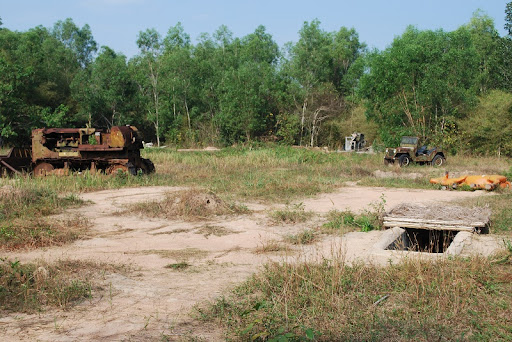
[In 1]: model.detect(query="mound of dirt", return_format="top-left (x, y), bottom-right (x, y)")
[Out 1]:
top-left (387, 203), bottom-right (491, 223)
top-left (130, 189), bottom-right (248, 221)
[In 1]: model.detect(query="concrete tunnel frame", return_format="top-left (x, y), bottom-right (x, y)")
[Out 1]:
top-left (374, 227), bottom-right (474, 256)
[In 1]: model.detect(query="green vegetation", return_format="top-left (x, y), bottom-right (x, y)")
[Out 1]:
top-left (197, 256), bottom-right (512, 341)
top-left (2, 4), bottom-right (512, 156)
top-left (322, 209), bottom-right (381, 233)
top-left (0, 259), bottom-right (102, 313)
top-left (284, 229), bottom-right (317, 245)
top-left (0, 183), bottom-right (88, 250)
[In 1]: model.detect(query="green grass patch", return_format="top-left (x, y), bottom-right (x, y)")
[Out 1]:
top-left (0, 259), bottom-right (112, 313)
top-left (322, 195), bottom-right (385, 234)
top-left (321, 210), bottom-right (356, 232)
top-left (197, 256), bottom-right (512, 341)
top-left (321, 210), bottom-right (380, 233)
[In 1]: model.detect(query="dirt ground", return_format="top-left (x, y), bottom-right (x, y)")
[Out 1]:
top-left (0, 185), bottom-right (504, 341)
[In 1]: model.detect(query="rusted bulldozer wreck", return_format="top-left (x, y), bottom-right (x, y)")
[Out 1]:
top-left (30, 126), bottom-right (155, 176)
top-left (0, 147), bottom-right (32, 176)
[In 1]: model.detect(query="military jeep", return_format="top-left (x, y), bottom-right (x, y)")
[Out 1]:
top-left (384, 136), bottom-right (446, 167)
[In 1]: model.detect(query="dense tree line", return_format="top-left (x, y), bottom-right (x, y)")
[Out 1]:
top-left (1, 4), bottom-right (512, 156)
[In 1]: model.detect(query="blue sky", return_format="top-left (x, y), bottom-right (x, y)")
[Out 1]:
top-left (1, 0), bottom-right (509, 58)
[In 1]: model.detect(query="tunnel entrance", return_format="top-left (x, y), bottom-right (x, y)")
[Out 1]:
top-left (386, 228), bottom-right (457, 253)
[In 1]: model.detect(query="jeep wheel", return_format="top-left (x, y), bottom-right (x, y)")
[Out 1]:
top-left (432, 154), bottom-right (445, 167)
top-left (398, 154), bottom-right (411, 167)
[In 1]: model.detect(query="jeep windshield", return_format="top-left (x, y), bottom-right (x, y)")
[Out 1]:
top-left (400, 136), bottom-right (418, 146)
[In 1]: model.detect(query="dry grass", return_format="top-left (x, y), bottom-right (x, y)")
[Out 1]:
top-left (145, 146), bottom-right (379, 201)
top-left (253, 240), bottom-right (289, 254)
top-left (387, 203), bottom-right (492, 222)
top-left (0, 215), bottom-right (89, 250)
top-left (138, 248), bottom-right (209, 261)
top-left (0, 259), bottom-right (120, 313)
top-left (284, 229), bottom-right (317, 245)
top-left (194, 225), bottom-right (238, 238)
top-left (1, 146), bottom-right (510, 204)
top-left (269, 203), bottom-right (314, 224)
top-left (128, 188), bottom-right (249, 221)
top-left (198, 254), bottom-right (512, 341)
top-left (456, 191), bottom-right (512, 234)
top-left (0, 184), bottom-right (88, 250)
top-left (151, 228), bottom-right (191, 235)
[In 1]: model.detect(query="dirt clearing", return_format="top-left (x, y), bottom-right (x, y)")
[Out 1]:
top-left (0, 185), bottom-right (502, 341)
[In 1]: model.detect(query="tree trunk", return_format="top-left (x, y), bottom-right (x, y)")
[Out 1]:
top-left (300, 99), bottom-right (307, 146)
top-left (185, 95), bottom-right (191, 129)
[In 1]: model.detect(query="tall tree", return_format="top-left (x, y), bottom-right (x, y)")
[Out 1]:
top-left (161, 23), bottom-right (193, 130)
top-left (52, 18), bottom-right (97, 68)
top-left (505, 2), bottom-right (512, 36)
top-left (282, 20), bottom-right (364, 146)
top-left (72, 47), bottom-right (134, 127)
top-left (213, 26), bottom-right (280, 143)
top-left (464, 11), bottom-right (501, 93)
top-left (359, 26), bottom-right (479, 145)
top-left (132, 29), bottom-right (164, 146)
top-left (0, 23), bottom-right (90, 144)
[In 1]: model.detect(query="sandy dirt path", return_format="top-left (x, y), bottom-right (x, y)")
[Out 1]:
top-left (0, 185), bottom-right (501, 341)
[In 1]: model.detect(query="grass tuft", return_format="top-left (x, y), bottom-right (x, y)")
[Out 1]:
top-left (165, 262), bottom-right (191, 270)
top-left (254, 240), bottom-right (288, 254)
top-left (269, 203), bottom-right (313, 224)
top-left (0, 183), bottom-right (88, 250)
top-left (285, 229), bottom-right (317, 245)
top-left (0, 259), bottom-right (114, 313)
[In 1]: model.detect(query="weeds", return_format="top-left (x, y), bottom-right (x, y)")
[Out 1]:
top-left (285, 229), bottom-right (317, 245)
top-left (194, 225), bottom-right (237, 238)
top-left (321, 195), bottom-right (385, 233)
top-left (0, 183), bottom-right (89, 250)
top-left (165, 262), bottom-right (191, 270)
top-left (197, 256), bottom-right (512, 341)
top-left (138, 248), bottom-right (209, 261)
top-left (269, 203), bottom-right (313, 224)
top-left (0, 215), bottom-right (89, 250)
top-left (254, 240), bottom-right (288, 254)
top-left (0, 259), bottom-right (108, 313)
top-left (457, 191), bottom-right (512, 234)
top-left (0, 184), bottom-right (83, 221)
top-left (321, 210), bottom-right (378, 233)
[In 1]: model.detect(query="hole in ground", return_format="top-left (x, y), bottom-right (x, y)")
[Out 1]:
top-left (386, 228), bottom-right (456, 253)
